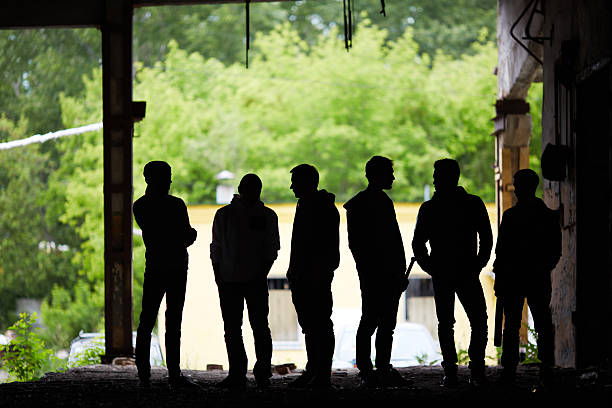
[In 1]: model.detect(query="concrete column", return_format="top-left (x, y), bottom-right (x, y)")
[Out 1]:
top-left (101, 0), bottom-right (134, 362)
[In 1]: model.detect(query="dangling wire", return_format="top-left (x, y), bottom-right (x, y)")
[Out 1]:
top-left (380, 0), bottom-right (387, 17)
top-left (342, 0), bottom-right (353, 51)
top-left (245, 0), bottom-right (250, 68)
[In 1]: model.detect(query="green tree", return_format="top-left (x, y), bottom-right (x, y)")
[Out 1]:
top-left (0, 117), bottom-right (77, 329)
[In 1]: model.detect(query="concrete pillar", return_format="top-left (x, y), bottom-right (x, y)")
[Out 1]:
top-left (101, 0), bottom-right (134, 362)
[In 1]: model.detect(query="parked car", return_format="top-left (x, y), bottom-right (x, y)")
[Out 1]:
top-left (332, 322), bottom-right (442, 369)
top-left (68, 331), bottom-right (164, 367)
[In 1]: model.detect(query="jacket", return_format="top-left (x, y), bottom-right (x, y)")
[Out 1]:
top-left (287, 189), bottom-right (340, 285)
top-left (133, 190), bottom-right (197, 269)
top-left (412, 186), bottom-right (493, 277)
top-left (210, 195), bottom-right (280, 283)
top-left (493, 197), bottom-right (561, 292)
top-left (344, 188), bottom-right (406, 289)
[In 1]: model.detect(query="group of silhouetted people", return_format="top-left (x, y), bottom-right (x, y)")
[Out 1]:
top-left (133, 157), bottom-right (561, 391)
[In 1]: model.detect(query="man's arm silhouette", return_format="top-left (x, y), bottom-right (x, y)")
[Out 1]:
top-left (412, 206), bottom-right (433, 275)
top-left (261, 211), bottom-right (280, 277)
top-left (180, 200), bottom-right (197, 247)
top-left (210, 211), bottom-right (224, 283)
top-left (475, 198), bottom-right (493, 271)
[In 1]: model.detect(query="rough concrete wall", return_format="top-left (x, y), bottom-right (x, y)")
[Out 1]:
top-left (541, 0), bottom-right (612, 368)
top-left (497, 0), bottom-right (544, 99)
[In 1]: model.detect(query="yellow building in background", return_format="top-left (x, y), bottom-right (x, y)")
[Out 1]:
top-left (157, 203), bottom-right (498, 370)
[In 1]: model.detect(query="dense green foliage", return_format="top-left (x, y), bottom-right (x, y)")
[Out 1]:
top-left (0, 118), bottom-right (78, 329)
top-left (0, 313), bottom-right (59, 381)
top-left (0, 1), bottom-right (545, 354)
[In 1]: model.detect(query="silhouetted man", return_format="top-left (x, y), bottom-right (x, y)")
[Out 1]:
top-left (133, 161), bottom-right (198, 388)
top-left (344, 156), bottom-right (410, 388)
top-left (287, 164), bottom-right (340, 389)
top-left (412, 158), bottom-right (492, 387)
top-left (210, 174), bottom-right (280, 389)
top-left (494, 169), bottom-right (561, 387)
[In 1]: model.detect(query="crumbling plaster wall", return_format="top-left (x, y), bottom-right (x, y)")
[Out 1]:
top-left (540, 0), bottom-right (611, 368)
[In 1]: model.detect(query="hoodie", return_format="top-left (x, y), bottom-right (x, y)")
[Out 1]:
top-left (344, 188), bottom-right (406, 289)
top-left (287, 189), bottom-right (340, 285)
top-left (412, 186), bottom-right (492, 276)
top-left (210, 195), bottom-right (280, 283)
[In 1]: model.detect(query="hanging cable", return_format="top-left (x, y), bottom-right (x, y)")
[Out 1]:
top-left (380, 0), bottom-right (387, 17)
top-left (342, 0), bottom-right (354, 51)
top-left (245, 0), bottom-right (250, 68)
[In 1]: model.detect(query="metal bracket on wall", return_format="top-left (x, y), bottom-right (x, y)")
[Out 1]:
top-left (510, 0), bottom-right (553, 66)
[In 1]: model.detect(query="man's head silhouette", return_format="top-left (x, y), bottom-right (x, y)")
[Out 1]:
top-left (143, 161), bottom-right (171, 195)
top-left (290, 164), bottom-right (319, 199)
top-left (366, 156), bottom-right (395, 190)
top-left (433, 158), bottom-right (460, 193)
top-left (513, 168), bottom-right (539, 202)
top-left (238, 173), bottom-right (262, 205)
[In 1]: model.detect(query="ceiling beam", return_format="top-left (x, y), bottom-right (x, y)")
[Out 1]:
top-left (0, 0), bottom-right (296, 29)
top-left (133, 0), bottom-right (294, 6)
top-left (0, 0), bottom-right (105, 29)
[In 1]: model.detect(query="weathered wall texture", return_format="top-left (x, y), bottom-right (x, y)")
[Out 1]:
top-left (540, 0), bottom-right (611, 368)
top-left (499, 0), bottom-right (612, 368)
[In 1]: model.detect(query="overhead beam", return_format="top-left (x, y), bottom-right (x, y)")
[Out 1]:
top-left (0, 0), bottom-right (104, 29)
top-left (134, 0), bottom-right (293, 6)
top-left (0, 0), bottom-right (296, 29)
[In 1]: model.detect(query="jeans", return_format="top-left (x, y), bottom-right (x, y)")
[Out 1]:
top-left (291, 279), bottom-right (335, 379)
top-left (501, 280), bottom-right (554, 371)
top-left (136, 266), bottom-right (187, 380)
top-left (217, 278), bottom-right (273, 379)
top-left (432, 274), bottom-right (488, 372)
top-left (356, 286), bottom-right (402, 372)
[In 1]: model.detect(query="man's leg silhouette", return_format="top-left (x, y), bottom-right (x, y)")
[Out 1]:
top-left (455, 276), bottom-right (488, 382)
top-left (528, 285), bottom-right (554, 384)
top-left (218, 282), bottom-right (249, 383)
top-left (245, 279), bottom-right (273, 385)
top-left (356, 290), bottom-right (378, 374)
top-left (432, 277), bottom-right (459, 386)
top-left (500, 293), bottom-right (524, 381)
top-left (164, 268), bottom-right (187, 380)
top-left (136, 270), bottom-right (166, 384)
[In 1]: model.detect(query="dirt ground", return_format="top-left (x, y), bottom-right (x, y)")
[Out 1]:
top-left (0, 365), bottom-right (610, 408)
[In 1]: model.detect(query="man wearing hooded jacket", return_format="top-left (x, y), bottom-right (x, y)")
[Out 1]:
top-left (344, 156), bottom-right (410, 388)
top-left (287, 164), bottom-right (340, 389)
top-left (412, 158), bottom-right (493, 388)
top-left (210, 173), bottom-right (280, 389)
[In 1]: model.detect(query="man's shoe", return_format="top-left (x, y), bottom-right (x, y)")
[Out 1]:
top-left (358, 370), bottom-right (380, 389)
top-left (377, 367), bottom-right (413, 388)
top-left (441, 374), bottom-right (459, 388)
top-left (217, 375), bottom-right (247, 390)
top-left (288, 371), bottom-right (314, 389)
top-left (441, 363), bottom-right (459, 388)
top-left (255, 376), bottom-right (271, 389)
top-left (498, 369), bottom-right (516, 386)
top-left (469, 374), bottom-right (489, 388)
top-left (169, 374), bottom-right (201, 390)
top-left (138, 377), bottom-right (151, 388)
top-left (306, 376), bottom-right (333, 391)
